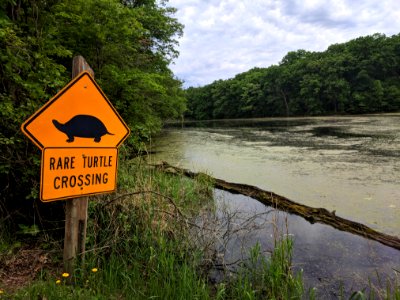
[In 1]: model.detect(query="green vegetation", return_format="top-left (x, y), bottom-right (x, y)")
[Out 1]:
top-left (186, 33), bottom-right (400, 120)
top-left (0, 0), bottom-right (185, 224)
top-left (222, 241), bottom-right (304, 299)
top-left (0, 157), bottom-right (305, 299)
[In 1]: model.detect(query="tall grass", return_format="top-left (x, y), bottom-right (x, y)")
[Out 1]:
top-left (81, 157), bottom-right (214, 299)
top-left (219, 240), bottom-right (303, 300)
top-left (8, 156), bottom-right (304, 299)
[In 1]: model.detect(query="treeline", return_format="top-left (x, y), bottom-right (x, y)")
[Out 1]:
top-left (0, 0), bottom-right (184, 217)
top-left (186, 33), bottom-right (400, 120)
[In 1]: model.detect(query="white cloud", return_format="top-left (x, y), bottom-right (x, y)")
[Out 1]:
top-left (167, 0), bottom-right (400, 87)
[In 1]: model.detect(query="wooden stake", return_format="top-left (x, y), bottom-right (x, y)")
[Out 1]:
top-left (63, 56), bottom-right (94, 278)
top-left (72, 55), bottom-right (94, 78)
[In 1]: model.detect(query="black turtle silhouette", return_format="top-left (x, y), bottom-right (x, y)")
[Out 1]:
top-left (52, 114), bottom-right (114, 143)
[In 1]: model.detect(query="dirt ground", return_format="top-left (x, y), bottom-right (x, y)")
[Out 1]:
top-left (0, 243), bottom-right (62, 293)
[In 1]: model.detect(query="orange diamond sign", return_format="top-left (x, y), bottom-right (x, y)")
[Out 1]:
top-left (22, 72), bottom-right (129, 149)
top-left (21, 72), bottom-right (130, 202)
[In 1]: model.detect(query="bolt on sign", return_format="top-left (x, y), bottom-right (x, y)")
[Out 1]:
top-left (21, 72), bottom-right (130, 202)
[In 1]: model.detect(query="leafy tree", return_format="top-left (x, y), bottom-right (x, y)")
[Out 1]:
top-left (300, 73), bottom-right (323, 115)
top-left (52, 0), bottom-right (184, 140)
top-left (0, 0), bottom-right (185, 223)
top-left (185, 86), bottom-right (213, 120)
top-left (237, 68), bottom-right (264, 117)
top-left (0, 0), bottom-right (70, 221)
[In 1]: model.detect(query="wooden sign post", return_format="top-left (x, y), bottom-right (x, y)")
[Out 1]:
top-left (64, 56), bottom-right (93, 276)
top-left (21, 55), bottom-right (130, 279)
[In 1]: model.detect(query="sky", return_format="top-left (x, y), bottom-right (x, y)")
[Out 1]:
top-left (166, 0), bottom-right (400, 87)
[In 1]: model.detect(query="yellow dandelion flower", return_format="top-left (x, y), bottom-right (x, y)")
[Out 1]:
top-left (0, 289), bottom-right (4, 294)
top-left (56, 279), bottom-right (61, 284)
top-left (91, 268), bottom-right (98, 273)
top-left (62, 272), bottom-right (70, 278)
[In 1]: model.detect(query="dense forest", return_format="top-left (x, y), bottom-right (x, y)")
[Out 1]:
top-left (186, 33), bottom-right (400, 120)
top-left (0, 0), bottom-right (184, 218)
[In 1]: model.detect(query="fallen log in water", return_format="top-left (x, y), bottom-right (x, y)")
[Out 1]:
top-left (153, 161), bottom-right (400, 251)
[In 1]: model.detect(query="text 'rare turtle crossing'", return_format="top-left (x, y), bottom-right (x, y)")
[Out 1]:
top-left (21, 71), bottom-right (130, 201)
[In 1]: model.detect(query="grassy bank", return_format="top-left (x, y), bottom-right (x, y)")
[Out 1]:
top-left (0, 153), bottom-right (306, 299)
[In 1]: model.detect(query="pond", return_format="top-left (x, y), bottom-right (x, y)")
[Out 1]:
top-left (151, 114), bottom-right (400, 236)
top-left (149, 114), bottom-right (400, 297)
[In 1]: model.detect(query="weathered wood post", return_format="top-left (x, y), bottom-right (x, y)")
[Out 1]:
top-left (63, 56), bottom-right (94, 277)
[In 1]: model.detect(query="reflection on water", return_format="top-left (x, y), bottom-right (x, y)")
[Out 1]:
top-left (214, 190), bottom-right (400, 299)
top-left (151, 114), bottom-right (400, 236)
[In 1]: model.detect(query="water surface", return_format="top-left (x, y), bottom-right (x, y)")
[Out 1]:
top-left (213, 190), bottom-right (400, 299)
top-left (151, 114), bottom-right (400, 236)
top-left (150, 114), bottom-right (400, 297)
